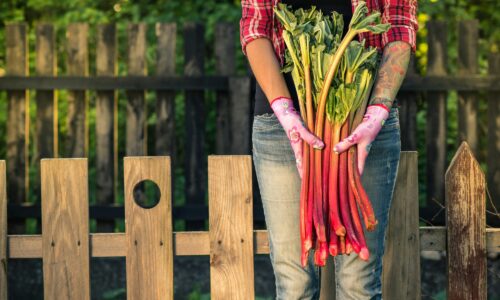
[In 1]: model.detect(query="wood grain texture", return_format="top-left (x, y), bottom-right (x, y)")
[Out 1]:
top-left (41, 158), bottom-right (90, 300)
top-left (184, 23), bottom-right (206, 229)
top-left (126, 23), bottom-right (147, 157)
top-left (7, 227), bottom-right (500, 258)
top-left (446, 142), bottom-right (486, 300)
top-left (96, 24), bottom-right (118, 232)
top-left (457, 20), bottom-right (479, 155)
top-left (383, 152), bottom-right (420, 299)
top-left (6, 23), bottom-right (29, 234)
top-left (426, 21), bottom-right (447, 215)
top-left (0, 161), bottom-right (7, 300)
top-left (487, 52), bottom-right (500, 226)
top-left (208, 156), bottom-right (254, 300)
top-left (124, 156), bottom-right (173, 300)
top-left (215, 23), bottom-right (235, 155)
top-left (66, 24), bottom-right (89, 158)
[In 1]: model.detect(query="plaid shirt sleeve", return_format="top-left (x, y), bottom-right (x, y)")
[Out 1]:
top-left (380, 0), bottom-right (419, 52)
top-left (354, 0), bottom-right (418, 52)
top-left (239, 0), bottom-right (285, 65)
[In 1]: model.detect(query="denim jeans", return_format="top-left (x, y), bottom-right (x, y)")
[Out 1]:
top-left (252, 105), bottom-right (401, 300)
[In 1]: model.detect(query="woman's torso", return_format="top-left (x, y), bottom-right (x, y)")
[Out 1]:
top-left (253, 0), bottom-right (353, 116)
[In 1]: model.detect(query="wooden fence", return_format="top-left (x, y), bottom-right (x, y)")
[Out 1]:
top-left (1, 146), bottom-right (499, 299)
top-left (1, 19), bottom-right (500, 233)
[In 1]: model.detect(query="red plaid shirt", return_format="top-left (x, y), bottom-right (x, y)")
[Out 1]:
top-left (239, 0), bottom-right (418, 67)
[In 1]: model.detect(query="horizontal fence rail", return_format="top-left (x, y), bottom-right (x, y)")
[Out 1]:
top-left (2, 147), bottom-right (500, 299)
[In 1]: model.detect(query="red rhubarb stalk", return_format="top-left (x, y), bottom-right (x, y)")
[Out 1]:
top-left (352, 149), bottom-right (378, 231)
top-left (339, 122), bottom-right (362, 254)
top-left (328, 122), bottom-right (345, 237)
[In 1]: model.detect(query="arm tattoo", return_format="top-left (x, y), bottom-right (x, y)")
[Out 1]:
top-left (369, 41), bottom-right (411, 109)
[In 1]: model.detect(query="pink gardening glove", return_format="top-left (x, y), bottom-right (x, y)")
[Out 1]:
top-left (333, 104), bottom-right (390, 175)
top-left (271, 96), bottom-right (324, 178)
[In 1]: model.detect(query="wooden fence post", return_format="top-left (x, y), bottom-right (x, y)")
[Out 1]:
top-left (35, 24), bottom-right (58, 160)
top-left (446, 142), bottom-right (486, 300)
top-left (229, 77), bottom-right (252, 154)
top-left (487, 52), bottom-right (500, 224)
top-left (96, 24), bottom-right (118, 232)
top-left (0, 161), bottom-right (6, 300)
top-left (426, 21), bottom-right (448, 213)
top-left (6, 23), bottom-right (29, 234)
top-left (155, 23), bottom-right (176, 157)
top-left (66, 23), bottom-right (89, 158)
top-left (184, 22), bottom-right (206, 229)
top-left (458, 20), bottom-right (479, 155)
top-left (124, 157), bottom-right (173, 300)
top-left (209, 156), bottom-right (254, 299)
top-left (215, 23), bottom-right (235, 155)
top-left (383, 152), bottom-right (420, 299)
top-left (126, 23), bottom-right (148, 157)
top-left (398, 55), bottom-right (418, 151)
top-left (41, 158), bottom-right (90, 299)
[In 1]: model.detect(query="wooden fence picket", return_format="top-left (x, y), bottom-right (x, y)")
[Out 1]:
top-left (41, 158), bottom-right (90, 299)
top-left (426, 21), bottom-right (448, 211)
top-left (6, 23), bottom-right (29, 234)
top-left (66, 23), bottom-right (89, 158)
top-left (126, 23), bottom-right (148, 157)
top-left (124, 156), bottom-right (173, 300)
top-left (458, 20), bottom-right (479, 155)
top-left (446, 142), bottom-right (486, 300)
top-left (382, 152), bottom-right (420, 299)
top-left (209, 156), bottom-right (254, 299)
top-left (96, 23), bottom-right (118, 232)
top-left (184, 22), bottom-right (206, 229)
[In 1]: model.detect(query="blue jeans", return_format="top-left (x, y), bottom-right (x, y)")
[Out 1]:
top-left (252, 106), bottom-right (401, 300)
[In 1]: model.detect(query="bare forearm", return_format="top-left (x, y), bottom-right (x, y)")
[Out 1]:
top-left (246, 38), bottom-right (290, 103)
top-left (369, 41), bottom-right (411, 109)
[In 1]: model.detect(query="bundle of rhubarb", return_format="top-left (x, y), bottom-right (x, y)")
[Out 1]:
top-left (274, 1), bottom-right (390, 267)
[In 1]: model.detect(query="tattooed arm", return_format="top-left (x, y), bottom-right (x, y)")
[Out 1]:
top-left (369, 41), bottom-right (411, 109)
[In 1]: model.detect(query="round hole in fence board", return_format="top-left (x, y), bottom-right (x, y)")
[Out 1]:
top-left (132, 179), bottom-right (161, 209)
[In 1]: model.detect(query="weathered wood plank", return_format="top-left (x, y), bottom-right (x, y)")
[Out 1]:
top-left (229, 77), bottom-right (252, 154)
top-left (41, 158), bottom-right (90, 299)
top-left (458, 20), bottom-right (479, 155)
top-left (184, 23), bottom-right (206, 229)
top-left (209, 156), bottom-right (254, 299)
top-left (487, 52), bottom-right (500, 225)
top-left (6, 23), bottom-right (29, 234)
top-left (383, 152), bottom-right (420, 299)
top-left (96, 24), bottom-right (118, 232)
top-left (124, 157), bottom-right (173, 300)
top-left (126, 23), bottom-right (147, 156)
top-left (155, 23), bottom-right (176, 202)
top-left (215, 23), bottom-right (235, 154)
top-left (155, 23), bottom-right (176, 157)
top-left (0, 161), bottom-right (7, 300)
top-left (426, 21), bottom-right (448, 214)
top-left (66, 23), bottom-right (89, 158)
top-left (446, 142), bottom-right (486, 300)
top-left (398, 55), bottom-right (418, 151)
top-left (36, 24), bottom-right (58, 160)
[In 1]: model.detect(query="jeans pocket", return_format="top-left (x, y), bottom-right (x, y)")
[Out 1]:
top-left (253, 113), bottom-right (282, 132)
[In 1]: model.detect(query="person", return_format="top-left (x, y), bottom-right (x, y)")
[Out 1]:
top-left (240, 0), bottom-right (418, 299)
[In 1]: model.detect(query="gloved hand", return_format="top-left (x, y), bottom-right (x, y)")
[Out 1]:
top-left (333, 104), bottom-right (390, 175)
top-left (270, 96), bottom-right (324, 178)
